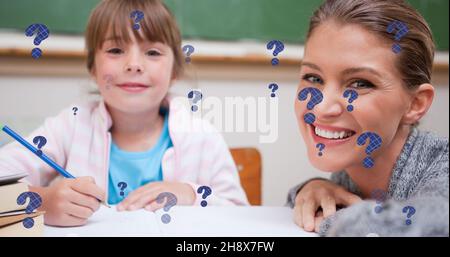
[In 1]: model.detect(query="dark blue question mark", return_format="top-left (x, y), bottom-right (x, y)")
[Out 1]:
top-left (316, 143), bottom-right (325, 156)
top-left (197, 186), bottom-right (212, 207)
top-left (16, 192), bottom-right (42, 229)
top-left (343, 89), bottom-right (358, 112)
top-left (357, 132), bottom-right (382, 169)
top-left (25, 24), bottom-right (50, 59)
top-left (188, 90), bottom-right (203, 112)
top-left (182, 45), bottom-right (195, 63)
top-left (267, 40), bottom-right (285, 66)
top-left (387, 20), bottom-right (409, 54)
top-left (156, 192), bottom-right (178, 224)
top-left (117, 182), bottom-right (127, 197)
top-left (33, 136), bottom-right (47, 156)
top-left (298, 87), bottom-right (324, 124)
top-left (130, 10), bottom-right (145, 30)
top-left (268, 83), bottom-right (279, 97)
top-left (371, 189), bottom-right (387, 214)
top-left (402, 206), bottom-right (416, 225)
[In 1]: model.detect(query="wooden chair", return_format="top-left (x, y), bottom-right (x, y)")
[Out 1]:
top-left (230, 148), bottom-right (262, 205)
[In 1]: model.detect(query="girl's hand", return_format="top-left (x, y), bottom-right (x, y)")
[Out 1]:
top-left (117, 181), bottom-right (196, 212)
top-left (293, 179), bottom-right (362, 232)
top-left (30, 177), bottom-right (105, 227)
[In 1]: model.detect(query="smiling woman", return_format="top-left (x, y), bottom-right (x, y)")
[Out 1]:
top-left (286, 0), bottom-right (448, 236)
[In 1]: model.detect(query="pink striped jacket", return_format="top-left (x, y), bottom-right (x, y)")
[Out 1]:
top-left (0, 99), bottom-right (249, 206)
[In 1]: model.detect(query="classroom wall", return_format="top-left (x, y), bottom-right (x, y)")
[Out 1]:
top-left (0, 39), bottom-right (448, 205)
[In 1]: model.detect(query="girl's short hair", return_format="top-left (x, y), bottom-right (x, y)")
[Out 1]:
top-left (85, 0), bottom-right (184, 78)
top-left (307, 0), bottom-right (435, 90)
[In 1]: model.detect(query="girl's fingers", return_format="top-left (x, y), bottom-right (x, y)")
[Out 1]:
top-left (67, 187), bottom-right (100, 212)
top-left (64, 202), bottom-right (95, 219)
top-left (302, 198), bottom-right (318, 232)
top-left (144, 199), bottom-right (164, 212)
top-left (128, 190), bottom-right (163, 211)
top-left (62, 214), bottom-right (88, 227)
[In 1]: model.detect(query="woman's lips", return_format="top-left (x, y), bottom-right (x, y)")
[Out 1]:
top-left (309, 124), bottom-right (356, 146)
top-left (117, 83), bottom-right (150, 93)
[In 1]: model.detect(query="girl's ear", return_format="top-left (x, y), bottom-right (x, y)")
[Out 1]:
top-left (401, 83), bottom-right (435, 125)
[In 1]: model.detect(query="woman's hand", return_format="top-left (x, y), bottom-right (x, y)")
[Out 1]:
top-left (117, 181), bottom-right (196, 212)
top-left (30, 177), bottom-right (105, 227)
top-left (294, 179), bottom-right (362, 232)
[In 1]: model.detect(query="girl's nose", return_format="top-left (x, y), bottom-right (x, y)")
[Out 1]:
top-left (124, 51), bottom-right (144, 73)
top-left (125, 64), bottom-right (143, 73)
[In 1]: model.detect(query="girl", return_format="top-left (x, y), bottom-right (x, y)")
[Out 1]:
top-left (0, 0), bottom-right (248, 227)
top-left (287, 0), bottom-right (448, 236)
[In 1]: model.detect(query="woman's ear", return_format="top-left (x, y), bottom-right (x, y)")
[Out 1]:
top-left (402, 83), bottom-right (435, 125)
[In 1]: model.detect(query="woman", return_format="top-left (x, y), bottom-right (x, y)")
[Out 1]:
top-left (287, 0), bottom-right (448, 236)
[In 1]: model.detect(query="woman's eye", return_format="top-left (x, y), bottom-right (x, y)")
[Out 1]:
top-left (106, 48), bottom-right (123, 54)
top-left (302, 74), bottom-right (324, 85)
top-left (349, 80), bottom-right (375, 89)
top-left (146, 50), bottom-right (161, 56)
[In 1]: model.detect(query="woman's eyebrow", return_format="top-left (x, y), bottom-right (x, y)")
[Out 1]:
top-left (342, 67), bottom-right (382, 78)
top-left (300, 62), bottom-right (322, 72)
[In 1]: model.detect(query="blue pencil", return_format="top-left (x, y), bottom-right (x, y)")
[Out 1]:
top-left (1, 125), bottom-right (109, 207)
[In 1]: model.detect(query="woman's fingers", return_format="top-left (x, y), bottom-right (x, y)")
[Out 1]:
top-left (293, 200), bottom-right (304, 228)
top-left (336, 189), bottom-right (362, 206)
top-left (314, 211), bottom-right (324, 233)
top-left (302, 198), bottom-right (319, 232)
top-left (320, 195), bottom-right (336, 218)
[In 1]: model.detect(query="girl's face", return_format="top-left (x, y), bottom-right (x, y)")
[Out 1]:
top-left (295, 21), bottom-right (414, 172)
top-left (92, 29), bottom-right (175, 114)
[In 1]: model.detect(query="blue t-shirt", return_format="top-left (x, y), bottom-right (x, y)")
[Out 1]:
top-left (107, 112), bottom-right (172, 204)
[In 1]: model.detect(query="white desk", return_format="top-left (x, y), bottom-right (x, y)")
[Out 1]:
top-left (45, 206), bottom-right (317, 237)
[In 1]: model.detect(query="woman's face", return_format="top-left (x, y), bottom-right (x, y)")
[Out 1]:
top-left (295, 21), bottom-right (413, 172)
top-left (92, 29), bottom-right (174, 115)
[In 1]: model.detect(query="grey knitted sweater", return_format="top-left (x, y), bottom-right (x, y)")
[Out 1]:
top-left (286, 129), bottom-right (449, 236)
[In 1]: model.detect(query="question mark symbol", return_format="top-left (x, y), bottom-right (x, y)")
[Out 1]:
top-left (156, 192), bottom-right (177, 224)
top-left (343, 89), bottom-right (358, 112)
top-left (298, 87), bottom-right (324, 124)
top-left (197, 186), bottom-right (212, 207)
top-left (72, 107), bottom-right (78, 116)
top-left (16, 192), bottom-right (42, 229)
top-left (371, 189), bottom-right (387, 213)
top-left (267, 40), bottom-right (285, 66)
top-left (387, 20), bottom-right (409, 54)
top-left (130, 10), bottom-right (145, 30)
top-left (182, 45), bottom-right (195, 63)
top-left (25, 24), bottom-right (50, 59)
top-left (357, 132), bottom-right (382, 168)
top-left (268, 83), bottom-right (279, 98)
top-left (32, 136), bottom-right (47, 156)
top-left (316, 143), bottom-right (325, 156)
top-left (402, 206), bottom-right (415, 225)
top-left (117, 182), bottom-right (127, 197)
top-left (188, 90), bottom-right (203, 112)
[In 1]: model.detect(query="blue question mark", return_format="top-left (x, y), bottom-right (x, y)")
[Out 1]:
top-left (130, 10), bottom-right (144, 30)
top-left (298, 87), bottom-right (324, 124)
top-left (25, 24), bottom-right (50, 59)
top-left (16, 192), bottom-right (42, 229)
top-left (267, 40), bottom-right (285, 66)
top-left (402, 206), bottom-right (416, 225)
top-left (268, 83), bottom-right (279, 97)
top-left (371, 189), bottom-right (387, 214)
top-left (156, 192), bottom-right (178, 224)
top-left (316, 143), bottom-right (325, 156)
top-left (32, 136), bottom-right (47, 156)
top-left (387, 20), bottom-right (409, 54)
top-left (343, 89), bottom-right (358, 112)
top-left (182, 45), bottom-right (195, 63)
top-left (357, 132), bottom-right (382, 169)
top-left (117, 182), bottom-right (127, 197)
top-left (197, 186), bottom-right (212, 207)
top-left (188, 90), bottom-right (203, 112)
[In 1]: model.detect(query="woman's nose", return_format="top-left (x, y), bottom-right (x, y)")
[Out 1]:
top-left (314, 88), bottom-right (345, 120)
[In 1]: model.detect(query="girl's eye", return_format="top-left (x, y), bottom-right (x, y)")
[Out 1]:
top-left (302, 74), bottom-right (324, 85)
top-left (146, 50), bottom-right (161, 56)
top-left (349, 80), bottom-right (375, 90)
top-left (106, 48), bottom-right (123, 54)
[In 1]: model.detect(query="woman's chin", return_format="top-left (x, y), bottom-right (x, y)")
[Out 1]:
top-left (308, 153), bottom-right (349, 172)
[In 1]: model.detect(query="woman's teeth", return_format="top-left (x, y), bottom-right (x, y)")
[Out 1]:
top-left (314, 127), bottom-right (354, 139)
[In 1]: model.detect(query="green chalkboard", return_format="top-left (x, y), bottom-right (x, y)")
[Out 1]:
top-left (0, 0), bottom-right (448, 50)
